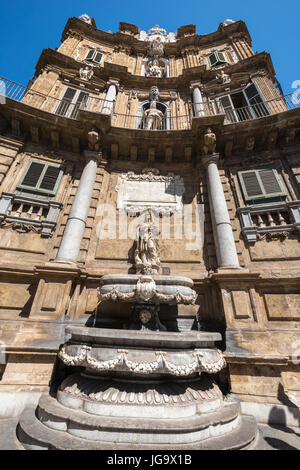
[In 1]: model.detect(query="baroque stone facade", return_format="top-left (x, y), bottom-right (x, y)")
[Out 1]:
top-left (0, 14), bottom-right (300, 427)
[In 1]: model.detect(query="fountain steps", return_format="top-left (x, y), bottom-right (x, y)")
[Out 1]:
top-left (17, 394), bottom-right (258, 450)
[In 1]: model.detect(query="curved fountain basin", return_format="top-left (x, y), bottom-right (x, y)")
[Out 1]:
top-left (60, 327), bottom-right (225, 378)
top-left (66, 326), bottom-right (221, 349)
top-left (100, 274), bottom-right (194, 287)
top-left (98, 274), bottom-right (197, 304)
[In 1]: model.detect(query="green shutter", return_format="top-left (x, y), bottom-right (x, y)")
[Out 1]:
top-left (240, 171), bottom-right (263, 198)
top-left (39, 166), bottom-right (61, 192)
top-left (21, 162), bottom-right (44, 188)
top-left (238, 169), bottom-right (286, 203)
top-left (18, 161), bottom-right (64, 197)
top-left (259, 169), bottom-right (282, 194)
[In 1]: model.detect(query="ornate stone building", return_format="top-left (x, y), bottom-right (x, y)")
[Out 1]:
top-left (0, 14), bottom-right (299, 429)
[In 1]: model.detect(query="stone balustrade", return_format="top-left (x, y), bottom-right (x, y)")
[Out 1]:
top-left (0, 192), bottom-right (62, 237)
top-left (237, 201), bottom-right (300, 243)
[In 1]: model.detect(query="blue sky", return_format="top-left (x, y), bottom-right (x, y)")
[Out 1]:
top-left (0, 0), bottom-right (298, 94)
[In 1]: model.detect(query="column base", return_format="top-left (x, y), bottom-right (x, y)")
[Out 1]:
top-left (217, 266), bottom-right (249, 273)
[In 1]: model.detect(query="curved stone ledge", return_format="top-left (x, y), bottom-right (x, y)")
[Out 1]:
top-left (59, 343), bottom-right (226, 376)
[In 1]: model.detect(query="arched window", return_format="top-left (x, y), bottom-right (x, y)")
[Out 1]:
top-left (137, 100), bottom-right (171, 130)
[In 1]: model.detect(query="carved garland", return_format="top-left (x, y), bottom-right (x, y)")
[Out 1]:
top-left (98, 287), bottom-right (197, 305)
top-left (58, 346), bottom-right (226, 376)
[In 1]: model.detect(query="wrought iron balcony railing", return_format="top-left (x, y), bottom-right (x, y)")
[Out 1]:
top-left (0, 76), bottom-right (299, 130)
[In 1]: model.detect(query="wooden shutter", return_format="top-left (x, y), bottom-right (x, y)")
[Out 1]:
top-left (18, 161), bottom-right (64, 197)
top-left (21, 162), bottom-right (44, 188)
top-left (259, 169), bottom-right (282, 194)
top-left (216, 95), bottom-right (237, 123)
top-left (56, 87), bottom-right (76, 116)
top-left (240, 171), bottom-right (263, 198)
top-left (238, 169), bottom-right (286, 202)
top-left (243, 82), bottom-right (270, 117)
top-left (244, 83), bottom-right (262, 105)
top-left (39, 166), bottom-right (61, 192)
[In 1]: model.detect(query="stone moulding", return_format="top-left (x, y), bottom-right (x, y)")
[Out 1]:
top-left (58, 345), bottom-right (226, 376)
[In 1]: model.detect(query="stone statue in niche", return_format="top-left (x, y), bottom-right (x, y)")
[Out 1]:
top-left (203, 128), bottom-right (217, 154)
top-left (143, 101), bottom-right (163, 130)
top-left (245, 135), bottom-right (255, 151)
top-left (147, 58), bottom-right (165, 77)
top-left (79, 66), bottom-right (94, 81)
top-left (216, 70), bottom-right (231, 84)
top-left (87, 129), bottom-right (101, 151)
top-left (135, 212), bottom-right (160, 274)
top-left (267, 131), bottom-right (277, 149)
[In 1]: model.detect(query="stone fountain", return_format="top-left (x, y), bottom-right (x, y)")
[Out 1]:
top-left (17, 212), bottom-right (258, 449)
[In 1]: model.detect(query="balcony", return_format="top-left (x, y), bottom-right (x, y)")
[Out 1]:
top-left (0, 192), bottom-right (62, 237)
top-left (237, 201), bottom-right (300, 243)
top-left (0, 76), bottom-right (299, 130)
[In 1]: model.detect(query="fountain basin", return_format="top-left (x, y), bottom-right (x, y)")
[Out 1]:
top-left (59, 326), bottom-right (225, 377)
top-left (98, 274), bottom-right (197, 305)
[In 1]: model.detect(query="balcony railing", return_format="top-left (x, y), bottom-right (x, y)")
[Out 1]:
top-left (0, 192), bottom-right (62, 237)
top-left (0, 76), bottom-right (299, 130)
top-left (237, 201), bottom-right (300, 243)
top-left (0, 76), bottom-right (113, 120)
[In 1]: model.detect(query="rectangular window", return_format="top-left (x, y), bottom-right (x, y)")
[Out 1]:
top-left (243, 83), bottom-right (270, 118)
top-left (55, 87), bottom-right (90, 119)
top-left (238, 169), bottom-right (287, 204)
top-left (17, 161), bottom-right (64, 197)
top-left (208, 51), bottom-right (227, 67)
top-left (86, 49), bottom-right (102, 64)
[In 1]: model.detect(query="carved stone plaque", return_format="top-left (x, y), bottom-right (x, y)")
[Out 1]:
top-left (116, 168), bottom-right (185, 214)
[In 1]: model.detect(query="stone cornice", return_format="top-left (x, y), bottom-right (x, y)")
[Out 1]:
top-left (1, 97), bottom-right (299, 162)
top-left (60, 17), bottom-right (253, 55)
top-left (35, 48), bottom-right (276, 91)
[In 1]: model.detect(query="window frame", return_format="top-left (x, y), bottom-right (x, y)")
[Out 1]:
top-left (85, 49), bottom-right (103, 65)
top-left (208, 50), bottom-right (227, 67)
top-left (17, 160), bottom-right (65, 198)
top-left (55, 86), bottom-right (91, 119)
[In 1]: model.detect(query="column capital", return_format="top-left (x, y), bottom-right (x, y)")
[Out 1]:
top-left (83, 150), bottom-right (102, 164)
top-left (189, 80), bottom-right (202, 91)
top-left (201, 153), bottom-right (220, 168)
top-left (107, 78), bottom-right (120, 89)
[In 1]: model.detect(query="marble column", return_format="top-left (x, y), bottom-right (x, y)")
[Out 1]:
top-left (191, 82), bottom-right (205, 117)
top-left (203, 153), bottom-right (240, 269)
top-left (56, 150), bottom-right (101, 263)
top-left (102, 80), bottom-right (118, 114)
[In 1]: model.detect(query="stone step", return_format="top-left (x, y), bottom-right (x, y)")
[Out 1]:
top-left (37, 393), bottom-right (241, 435)
top-left (17, 406), bottom-right (257, 450)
